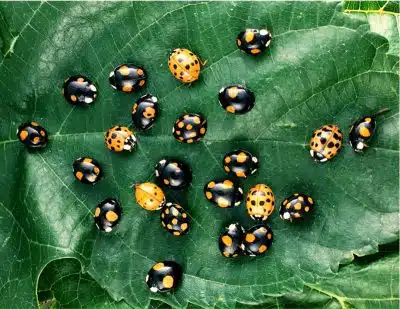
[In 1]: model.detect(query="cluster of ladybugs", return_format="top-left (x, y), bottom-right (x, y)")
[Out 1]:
top-left (15, 27), bottom-right (390, 293)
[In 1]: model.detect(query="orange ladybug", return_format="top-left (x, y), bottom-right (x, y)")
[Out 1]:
top-left (134, 182), bottom-right (166, 211)
top-left (246, 184), bottom-right (275, 221)
top-left (309, 125), bottom-right (343, 162)
top-left (168, 48), bottom-right (204, 83)
top-left (105, 126), bottom-right (137, 152)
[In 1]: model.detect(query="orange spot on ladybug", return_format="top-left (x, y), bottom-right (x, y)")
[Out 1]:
top-left (236, 171), bottom-right (246, 178)
top-left (33, 137), bottom-right (40, 144)
top-left (105, 211), bottom-right (119, 222)
top-left (224, 166), bottom-right (230, 172)
top-left (139, 80), bottom-right (145, 87)
top-left (122, 85), bottom-right (133, 92)
top-left (217, 197), bottom-right (229, 208)
top-left (305, 206), bottom-right (310, 212)
top-left (94, 207), bottom-right (101, 217)
top-left (31, 122), bottom-right (39, 126)
top-left (70, 95), bottom-right (77, 102)
top-left (200, 127), bottom-right (206, 134)
top-left (237, 39), bottom-right (242, 46)
top-left (359, 126), bottom-right (371, 138)
top-left (153, 262), bottom-right (164, 270)
top-left (237, 152), bottom-right (247, 163)
top-left (181, 223), bottom-right (188, 230)
top-left (308, 197), bottom-right (313, 204)
top-left (178, 122), bottom-right (184, 128)
top-left (83, 158), bottom-right (92, 163)
top-left (365, 117), bottom-right (372, 123)
top-left (294, 203), bottom-right (302, 210)
top-left (223, 180), bottom-right (233, 187)
top-left (222, 235), bottom-right (232, 246)
top-left (164, 179), bottom-right (170, 185)
top-left (19, 130), bottom-right (28, 141)
top-left (40, 130), bottom-right (46, 136)
top-left (119, 65), bottom-right (130, 76)
top-left (245, 233), bottom-right (256, 243)
top-left (226, 106), bottom-right (235, 113)
top-left (267, 233), bottom-right (272, 240)
top-left (245, 31), bottom-right (254, 43)
top-left (77, 77), bottom-right (85, 83)
top-left (186, 124), bottom-right (193, 130)
top-left (75, 171), bottom-right (84, 180)
top-left (93, 167), bottom-right (100, 174)
top-left (137, 69), bottom-right (144, 75)
top-left (224, 157), bottom-right (231, 163)
top-left (187, 139), bottom-right (194, 143)
top-left (250, 48), bottom-right (261, 54)
top-left (172, 218), bottom-right (178, 225)
top-left (207, 182), bottom-right (215, 188)
top-left (193, 117), bottom-right (201, 124)
top-left (205, 191), bottom-right (212, 199)
top-left (227, 87), bottom-right (238, 99)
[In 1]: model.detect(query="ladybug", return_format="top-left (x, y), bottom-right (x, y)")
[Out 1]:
top-left (105, 126), bottom-right (137, 152)
top-left (72, 157), bottom-right (102, 184)
top-left (349, 108), bottom-right (390, 152)
top-left (218, 85), bottom-right (255, 114)
top-left (94, 198), bottom-right (122, 232)
top-left (155, 159), bottom-right (192, 190)
top-left (204, 179), bottom-right (243, 208)
top-left (172, 113), bottom-right (207, 143)
top-left (168, 48), bottom-right (203, 83)
top-left (309, 125), bottom-right (343, 162)
top-left (146, 261), bottom-right (182, 293)
top-left (241, 224), bottom-right (273, 256)
top-left (223, 150), bottom-right (258, 178)
top-left (246, 184), bottom-right (275, 221)
top-left (218, 223), bottom-right (245, 258)
top-left (160, 203), bottom-right (190, 236)
top-left (17, 122), bottom-right (48, 149)
top-left (134, 182), bottom-right (166, 211)
top-left (132, 94), bottom-right (159, 131)
top-left (62, 75), bottom-right (97, 105)
top-left (280, 193), bottom-right (314, 222)
top-left (237, 28), bottom-right (272, 55)
top-left (109, 64), bottom-right (147, 92)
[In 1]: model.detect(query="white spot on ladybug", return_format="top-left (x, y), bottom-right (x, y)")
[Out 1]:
top-left (155, 170), bottom-right (159, 177)
top-left (151, 96), bottom-right (158, 102)
top-left (145, 275), bottom-right (149, 282)
top-left (105, 226), bottom-right (112, 232)
top-left (166, 202), bottom-right (172, 207)
top-left (110, 84), bottom-right (117, 90)
top-left (265, 40), bottom-right (271, 47)
top-left (89, 84), bottom-right (97, 92)
top-left (219, 87), bottom-right (225, 93)
top-left (260, 29), bottom-right (269, 36)
top-left (309, 150), bottom-right (314, 158)
top-left (320, 157), bottom-right (328, 162)
top-left (109, 71), bottom-right (114, 78)
top-left (238, 187), bottom-right (243, 194)
top-left (150, 286), bottom-right (158, 293)
top-left (84, 97), bottom-right (93, 104)
top-left (172, 127), bottom-right (175, 133)
top-left (251, 168), bottom-right (257, 174)
top-left (159, 159), bottom-right (166, 165)
top-left (123, 144), bottom-right (132, 151)
top-left (234, 200), bottom-right (241, 206)
top-left (252, 156), bottom-right (258, 163)
top-left (283, 212), bottom-right (291, 220)
top-left (356, 142), bottom-right (364, 150)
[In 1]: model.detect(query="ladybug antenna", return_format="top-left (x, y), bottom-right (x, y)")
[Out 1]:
top-left (372, 107), bottom-right (390, 117)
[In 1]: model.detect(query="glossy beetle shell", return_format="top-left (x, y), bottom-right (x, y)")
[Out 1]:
top-left (218, 85), bottom-right (255, 114)
top-left (17, 122), bottom-right (48, 149)
top-left (223, 149), bottom-right (258, 178)
top-left (279, 193), bottom-right (314, 221)
top-left (94, 198), bottom-right (122, 232)
top-left (204, 179), bottom-right (243, 208)
top-left (109, 64), bottom-right (147, 92)
top-left (155, 159), bottom-right (192, 190)
top-left (236, 28), bottom-right (272, 55)
top-left (160, 203), bottom-right (190, 236)
top-left (242, 224), bottom-right (273, 256)
top-left (146, 261), bottom-right (182, 293)
top-left (73, 157), bottom-right (102, 184)
top-left (218, 223), bottom-right (245, 258)
top-left (132, 94), bottom-right (159, 131)
top-left (172, 113), bottom-right (207, 143)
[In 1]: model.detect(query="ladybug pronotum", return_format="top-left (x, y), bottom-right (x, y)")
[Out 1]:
top-left (17, 122), bottom-right (48, 149)
top-left (309, 124), bottom-right (343, 162)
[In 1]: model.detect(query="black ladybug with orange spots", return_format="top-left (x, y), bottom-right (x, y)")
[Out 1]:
top-left (242, 224), bottom-right (273, 256)
top-left (279, 193), bottom-right (314, 222)
top-left (236, 28), bottom-right (272, 55)
top-left (155, 159), bottom-right (192, 189)
top-left (204, 179), bottom-right (243, 208)
top-left (172, 113), bottom-right (207, 143)
top-left (132, 94), bottom-right (159, 131)
top-left (218, 85), bottom-right (255, 114)
top-left (94, 198), bottom-right (122, 232)
top-left (146, 261), bottom-right (182, 293)
top-left (218, 223), bottom-right (245, 258)
top-left (63, 75), bottom-right (97, 105)
top-left (223, 150), bottom-right (258, 178)
top-left (17, 122), bottom-right (48, 149)
top-left (349, 108), bottom-right (390, 152)
top-left (109, 64), bottom-right (147, 92)
top-left (73, 157), bottom-right (102, 184)
top-left (160, 203), bottom-right (190, 236)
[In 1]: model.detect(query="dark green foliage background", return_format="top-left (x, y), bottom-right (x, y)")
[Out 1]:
top-left (0, 1), bottom-right (398, 308)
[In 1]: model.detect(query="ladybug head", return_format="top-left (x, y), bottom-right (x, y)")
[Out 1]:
top-left (309, 150), bottom-right (328, 163)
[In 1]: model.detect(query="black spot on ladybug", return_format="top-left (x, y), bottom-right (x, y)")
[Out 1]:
top-left (335, 143), bottom-right (340, 148)
top-left (108, 139), bottom-right (112, 144)
top-left (320, 138), bottom-right (326, 144)
top-left (111, 146), bottom-right (115, 151)
top-left (266, 199), bottom-right (270, 203)
top-left (185, 65), bottom-right (190, 70)
top-left (111, 133), bottom-right (117, 139)
top-left (189, 53), bottom-right (193, 56)
top-left (191, 62), bottom-right (194, 66)
top-left (333, 133), bottom-right (340, 139)
top-left (259, 201), bottom-right (265, 206)
top-left (328, 142), bottom-right (334, 148)
top-left (251, 200), bottom-right (256, 206)
top-left (173, 64), bottom-right (177, 69)
top-left (317, 132), bottom-right (322, 136)
top-left (194, 60), bottom-right (198, 64)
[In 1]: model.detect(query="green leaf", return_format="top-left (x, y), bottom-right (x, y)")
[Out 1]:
top-left (344, 1), bottom-right (400, 15)
top-left (0, 1), bottom-right (398, 308)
